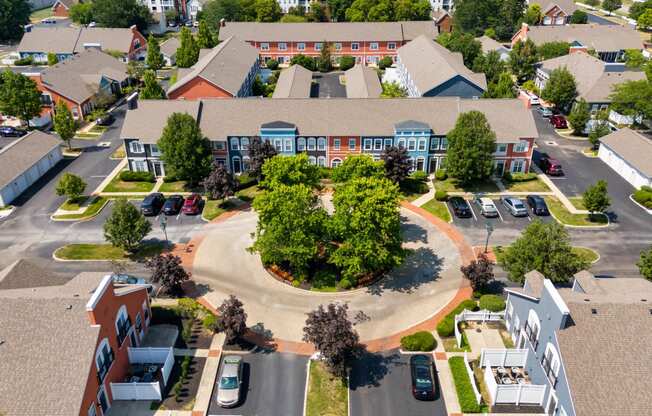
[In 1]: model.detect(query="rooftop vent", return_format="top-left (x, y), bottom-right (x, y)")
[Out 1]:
top-left (583, 298), bottom-right (590, 302)
top-left (591, 308), bottom-right (597, 315)
top-left (65, 304), bottom-right (73, 310)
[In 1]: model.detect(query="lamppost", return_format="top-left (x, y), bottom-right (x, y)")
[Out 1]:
top-left (160, 214), bottom-right (168, 247)
top-left (484, 220), bottom-right (494, 254)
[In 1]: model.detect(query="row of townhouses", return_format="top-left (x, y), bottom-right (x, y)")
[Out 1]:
top-left (120, 98), bottom-right (538, 177)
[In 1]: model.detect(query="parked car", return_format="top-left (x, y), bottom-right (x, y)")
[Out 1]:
top-left (526, 195), bottom-right (550, 216)
top-left (185, 21), bottom-right (193, 27)
top-left (88, 21), bottom-right (96, 28)
top-left (216, 356), bottom-right (243, 408)
top-left (527, 92), bottom-right (540, 105)
top-left (0, 126), bottom-right (26, 137)
top-left (539, 157), bottom-right (563, 176)
top-left (42, 17), bottom-right (57, 24)
top-left (96, 113), bottom-right (115, 126)
top-left (501, 197), bottom-right (529, 217)
top-left (410, 354), bottom-right (436, 401)
top-left (168, 22), bottom-right (177, 28)
top-left (549, 115), bottom-right (567, 129)
top-left (182, 193), bottom-right (202, 215)
top-left (474, 197), bottom-right (499, 218)
top-left (537, 106), bottom-right (553, 118)
top-left (449, 196), bottom-right (472, 218)
top-left (141, 193), bottom-right (165, 216)
top-left (111, 274), bottom-right (154, 295)
top-left (193, 21), bottom-right (200, 27)
top-left (163, 195), bottom-right (184, 215)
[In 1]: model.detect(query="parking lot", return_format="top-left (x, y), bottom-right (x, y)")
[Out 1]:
top-left (349, 350), bottom-right (446, 416)
top-left (448, 197), bottom-right (554, 230)
top-left (208, 351), bottom-right (308, 416)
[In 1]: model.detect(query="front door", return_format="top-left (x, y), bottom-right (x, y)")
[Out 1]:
top-left (416, 158), bottom-right (425, 172)
top-left (495, 160), bottom-right (505, 176)
top-left (97, 387), bottom-right (110, 415)
top-left (429, 157), bottom-right (437, 173)
top-left (153, 162), bottom-right (164, 177)
top-left (547, 392), bottom-right (558, 415)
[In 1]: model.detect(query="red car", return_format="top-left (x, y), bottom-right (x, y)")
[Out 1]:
top-left (539, 157), bottom-right (563, 176)
top-left (549, 115), bottom-right (567, 129)
top-left (182, 193), bottom-right (202, 215)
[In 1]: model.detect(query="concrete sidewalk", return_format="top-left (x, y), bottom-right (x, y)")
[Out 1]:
top-left (191, 333), bottom-right (224, 416)
top-left (411, 178), bottom-right (435, 207)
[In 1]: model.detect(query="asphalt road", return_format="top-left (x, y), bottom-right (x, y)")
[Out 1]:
top-left (586, 12), bottom-right (619, 25)
top-left (208, 351), bottom-right (308, 416)
top-left (349, 350), bottom-right (446, 416)
top-left (313, 72), bottom-right (347, 98)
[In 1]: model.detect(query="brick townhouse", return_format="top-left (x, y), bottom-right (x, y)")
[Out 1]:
top-left (52, 0), bottom-right (81, 17)
top-left (217, 21), bottom-right (438, 66)
top-left (0, 260), bottom-right (152, 416)
top-left (120, 98), bottom-right (537, 177)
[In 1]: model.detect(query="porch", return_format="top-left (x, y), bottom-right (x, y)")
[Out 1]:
top-left (110, 347), bottom-right (175, 401)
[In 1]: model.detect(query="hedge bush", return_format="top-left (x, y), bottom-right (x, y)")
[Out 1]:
top-left (435, 169), bottom-right (448, 181)
top-left (237, 172), bottom-right (257, 189)
top-left (400, 331), bottom-right (437, 351)
top-left (503, 172), bottom-right (537, 182)
top-left (410, 170), bottom-right (428, 182)
top-left (14, 56), bottom-right (34, 66)
top-left (479, 294), bottom-right (505, 312)
top-left (120, 171), bottom-right (155, 182)
top-left (378, 56), bottom-right (393, 70)
top-left (266, 59), bottom-right (279, 70)
top-left (449, 356), bottom-right (482, 413)
top-left (436, 299), bottom-right (477, 337)
top-left (435, 190), bottom-right (448, 201)
top-left (633, 186), bottom-right (652, 209)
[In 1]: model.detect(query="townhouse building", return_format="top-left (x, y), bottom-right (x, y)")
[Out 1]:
top-left (0, 261), bottom-right (153, 416)
top-left (217, 21), bottom-right (438, 66)
top-left (140, 0), bottom-right (187, 18)
top-left (52, 0), bottom-right (81, 17)
top-left (501, 270), bottom-right (652, 416)
top-left (18, 25), bottom-right (147, 63)
top-left (529, 0), bottom-right (578, 25)
top-left (273, 65), bottom-right (314, 98)
top-left (166, 36), bottom-right (260, 100)
top-left (120, 98), bottom-right (537, 177)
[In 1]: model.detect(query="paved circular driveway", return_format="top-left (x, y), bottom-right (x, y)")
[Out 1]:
top-left (192, 207), bottom-right (463, 342)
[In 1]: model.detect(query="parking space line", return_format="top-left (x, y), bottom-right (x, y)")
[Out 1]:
top-left (495, 202), bottom-right (504, 222)
top-left (526, 215), bottom-right (532, 222)
top-left (176, 213), bottom-right (181, 221)
top-left (469, 202), bottom-right (478, 221)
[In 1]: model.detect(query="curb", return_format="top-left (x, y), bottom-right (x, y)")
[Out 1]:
top-left (0, 206), bottom-right (16, 220)
top-left (50, 197), bottom-right (110, 222)
top-left (52, 248), bottom-right (118, 262)
top-left (574, 246), bottom-right (601, 264)
top-left (629, 194), bottom-right (652, 215)
top-left (547, 207), bottom-right (610, 229)
top-left (302, 360), bottom-right (311, 416)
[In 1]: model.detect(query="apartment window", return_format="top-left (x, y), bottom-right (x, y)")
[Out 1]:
top-left (514, 140), bottom-right (529, 153)
top-left (278, 42), bottom-right (287, 51)
top-left (334, 43), bottom-right (342, 51)
top-left (351, 43), bottom-right (359, 51)
top-left (541, 343), bottom-right (560, 387)
top-left (274, 139), bottom-right (283, 152)
top-left (150, 144), bottom-right (160, 156)
top-left (440, 138), bottom-right (448, 150)
top-left (284, 138), bottom-right (292, 152)
top-left (331, 158), bottom-right (342, 167)
top-left (241, 137), bottom-right (250, 150)
top-left (370, 42), bottom-right (379, 50)
top-left (525, 309), bottom-right (540, 350)
top-left (496, 144), bottom-right (507, 154)
top-left (297, 42), bottom-right (305, 51)
top-left (511, 159), bottom-right (525, 173)
top-left (317, 137), bottom-right (326, 150)
top-left (363, 139), bottom-right (372, 150)
top-left (133, 160), bottom-right (147, 172)
top-left (261, 43), bottom-right (269, 51)
top-left (388, 42), bottom-right (396, 50)
top-left (88, 403), bottom-right (97, 416)
top-left (417, 138), bottom-right (427, 151)
top-left (129, 141), bottom-right (144, 153)
top-left (95, 338), bottom-right (114, 383)
top-left (307, 137), bottom-right (316, 150)
top-left (315, 43), bottom-right (323, 51)
top-left (408, 139), bottom-right (416, 151)
top-left (135, 312), bottom-right (143, 333)
top-left (397, 138), bottom-right (406, 149)
top-left (142, 300), bottom-right (150, 325)
top-left (374, 139), bottom-right (383, 150)
top-left (115, 305), bottom-right (132, 347)
top-left (348, 138), bottom-right (356, 150)
top-left (334, 138), bottom-right (341, 150)
top-left (317, 156), bottom-right (326, 167)
top-left (308, 155), bottom-right (316, 165)
top-left (230, 137), bottom-right (240, 150)
top-left (297, 137), bottom-right (306, 151)
top-left (232, 156), bottom-right (241, 174)
top-left (430, 137), bottom-right (439, 150)
top-left (212, 141), bottom-right (226, 151)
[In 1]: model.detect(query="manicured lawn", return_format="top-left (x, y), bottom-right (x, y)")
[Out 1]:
top-left (421, 199), bottom-right (452, 222)
top-left (502, 178), bottom-right (550, 192)
top-left (74, 132), bottom-right (102, 139)
top-left (544, 196), bottom-right (608, 227)
top-left (305, 360), bottom-right (348, 416)
top-left (102, 173), bottom-right (155, 193)
top-left (90, 125), bottom-right (108, 133)
top-left (442, 335), bottom-right (470, 352)
top-left (434, 177), bottom-right (499, 194)
top-left (235, 185), bottom-right (262, 202)
top-left (54, 242), bottom-right (167, 261)
top-left (202, 199), bottom-right (237, 221)
top-left (582, 148), bottom-right (598, 157)
top-left (448, 356), bottom-right (487, 413)
top-left (30, 7), bottom-right (53, 22)
top-left (568, 196), bottom-right (586, 210)
top-left (60, 196), bottom-right (90, 211)
top-left (159, 181), bottom-right (192, 193)
top-left (572, 247), bottom-right (600, 264)
top-left (54, 197), bottom-right (108, 220)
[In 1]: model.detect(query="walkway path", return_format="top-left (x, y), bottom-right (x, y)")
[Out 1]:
top-left (411, 178), bottom-right (435, 207)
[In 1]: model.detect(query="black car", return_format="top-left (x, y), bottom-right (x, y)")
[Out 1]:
top-left (0, 126), bottom-right (26, 137)
top-left (96, 114), bottom-right (115, 126)
top-left (526, 195), bottom-right (549, 216)
top-left (141, 193), bottom-right (165, 216)
top-left (410, 354), bottom-right (436, 401)
top-left (163, 195), bottom-right (184, 215)
top-left (449, 196), bottom-right (472, 218)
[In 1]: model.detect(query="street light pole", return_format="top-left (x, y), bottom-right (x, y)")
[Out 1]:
top-left (484, 221), bottom-right (494, 254)
top-left (160, 215), bottom-right (168, 247)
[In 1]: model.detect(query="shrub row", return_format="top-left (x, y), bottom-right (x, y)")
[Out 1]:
top-left (503, 172), bottom-right (537, 182)
top-left (449, 356), bottom-right (482, 413)
top-left (633, 186), bottom-right (652, 209)
top-left (237, 172), bottom-right (257, 190)
top-left (410, 170), bottom-right (428, 182)
top-left (435, 190), bottom-right (448, 201)
top-left (435, 169), bottom-right (448, 181)
top-left (478, 294), bottom-right (505, 312)
top-left (436, 299), bottom-right (477, 337)
top-left (400, 331), bottom-right (437, 351)
top-left (120, 171), bottom-right (155, 182)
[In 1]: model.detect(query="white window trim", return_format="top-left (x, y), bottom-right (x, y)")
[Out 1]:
top-left (230, 138), bottom-right (240, 150)
top-left (317, 137), bottom-right (326, 151)
top-left (334, 138), bottom-right (341, 150)
top-left (129, 141), bottom-right (144, 154)
top-left (351, 42), bottom-right (359, 51)
top-left (307, 137), bottom-right (316, 151)
top-left (297, 137), bottom-right (306, 151)
top-left (297, 42), bottom-right (305, 51)
top-left (363, 139), bottom-right (372, 150)
top-left (278, 42), bottom-right (287, 51)
top-left (315, 43), bottom-right (323, 51)
top-left (349, 138), bottom-right (356, 150)
top-left (261, 43), bottom-right (269, 51)
top-left (331, 158), bottom-right (342, 167)
top-left (370, 42), bottom-right (379, 50)
top-left (388, 42), bottom-right (396, 50)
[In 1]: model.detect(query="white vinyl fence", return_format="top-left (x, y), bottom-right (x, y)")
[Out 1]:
top-left (463, 352), bottom-right (482, 405)
top-left (483, 365), bottom-right (547, 406)
top-left (455, 309), bottom-right (505, 347)
top-left (111, 347), bottom-right (175, 401)
top-left (480, 348), bottom-right (528, 368)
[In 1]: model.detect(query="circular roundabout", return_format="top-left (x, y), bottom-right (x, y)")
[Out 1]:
top-left (191, 205), bottom-right (466, 344)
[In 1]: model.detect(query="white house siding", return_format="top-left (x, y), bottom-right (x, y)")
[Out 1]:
top-left (0, 147), bottom-right (62, 207)
top-left (598, 144), bottom-right (652, 189)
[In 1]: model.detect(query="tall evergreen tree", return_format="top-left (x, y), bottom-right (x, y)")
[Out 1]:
top-left (196, 20), bottom-right (215, 49)
top-left (317, 41), bottom-right (332, 72)
top-left (146, 35), bottom-right (164, 70)
top-left (53, 101), bottom-right (76, 150)
top-left (176, 27), bottom-right (200, 68)
top-left (445, 111), bottom-right (496, 184)
top-left (139, 70), bottom-right (166, 99)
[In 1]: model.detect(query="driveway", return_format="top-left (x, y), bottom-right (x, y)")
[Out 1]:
top-left (349, 350), bottom-right (446, 416)
top-left (193, 207), bottom-right (463, 342)
top-left (313, 72), bottom-right (347, 98)
top-left (586, 12), bottom-right (619, 25)
top-left (207, 351), bottom-right (308, 416)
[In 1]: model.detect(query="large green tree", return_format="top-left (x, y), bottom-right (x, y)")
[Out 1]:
top-left (485, 72), bottom-right (516, 98)
top-left (317, 42), bottom-right (332, 72)
top-left (146, 35), bottom-right (164, 70)
top-left (582, 180), bottom-right (611, 214)
top-left (381, 82), bottom-right (408, 98)
top-left (202, 0), bottom-right (256, 29)
top-left (509, 39), bottom-right (538, 81)
top-left (394, 0), bottom-right (432, 21)
top-left (498, 220), bottom-right (590, 283)
top-left (381, 146), bottom-right (411, 183)
top-left (53, 101), bottom-right (76, 150)
top-left (328, 0), bottom-right (355, 21)
top-left (254, 0), bottom-right (282, 21)
top-left (196, 20), bottom-right (216, 49)
top-left (0, 71), bottom-right (42, 127)
top-left (638, 246), bottom-right (652, 281)
top-left (139, 70), bottom-right (166, 99)
top-left (252, 184), bottom-right (327, 274)
top-left (567, 99), bottom-right (591, 135)
top-left (537, 42), bottom-right (570, 60)
top-left (329, 177), bottom-right (404, 283)
top-left (260, 153), bottom-right (321, 190)
top-left (0, 0), bottom-right (29, 41)
top-left (445, 111), bottom-right (496, 184)
top-left (472, 50), bottom-right (506, 85)
top-left (176, 27), bottom-right (200, 68)
top-left (609, 80), bottom-right (652, 121)
top-left (70, 2), bottom-right (94, 25)
top-left (91, 0), bottom-right (152, 31)
top-left (541, 67), bottom-right (577, 110)
top-left (56, 173), bottom-right (86, 202)
top-left (103, 199), bottom-right (152, 252)
top-left (523, 4), bottom-right (542, 24)
top-left (629, 0), bottom-right (652, 20)
top-left (249, 137), bottom-right (278, 180)
top-left (158, 113), bottom-right (213, 185)
top-left (602, 0), bottom-right (622, 15)
top-left (453, 0), bottom-right (525, 38)
top-left (436, 31), bottom-right (482, 68)
top-left (331, 155), bottom-right (384, 183)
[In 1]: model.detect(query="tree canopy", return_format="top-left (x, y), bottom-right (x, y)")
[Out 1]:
top-left (203, 163), bottom-right (237, 200)
top-left (609, 80), bottom-right (652, 120)
top-left (638, 246), bottom-right (652, 281)
top-left (103, 199), bottom-right (152, 252)
top-left (381, 146), bottom-right (411, 183)
top-left (331, 155), bottom-right (384, 183)
top-left (567, 99), bottom-right (590, 135)
top-left (541, 67), bottom-right (577, 110)
top-left (537, 41), bottom-right (570, 60)
top-left (91, 0), bottom-right (152, 31)
top-left (453, 0), bottom-right (525, 39)
top-left (346, 0), bottom-right (431, 21)
top-left (436, 31), bottom-right (482, 68)
top-left (196, 20), bottom-right (216, 49)
top-left (472, 50), bottom-right (506, 85)
top-left (146, 35), bottom-right (164, 71)
top-left (582, 180), bottom-right (611, 214)
top-left (0, 71), bottom-right (43, 127)
top-left (202, 0), bottom-right (258, 29)
top-left (509, 39), bottom-right (538, 81)
top-left (249, 137), bottom-right (278, 180)
top-left (259, 154), bottom-right (321, 190)
top-left (254, 0), bottom-right (282, 21)
top-left (139, 70), bottom-right (166, 99)
top-left (146, 254), bottom-right (189, 296)
top-left (56, 173), bottom-right (86, 202)
top-left (53, 101), bottom-right (76, 150)
top-left (0, 0), bottom-right (30, 41)
top-left (70, 2), bottom-right (94, 24)
top-left (176, 27), bottom-right (200, 68)
top-left (380, 81), bottom-right (408, 98)
top-left (445, 111), bottom-right (496, 184)
top-left (217, 295), bottom-right (248, 344)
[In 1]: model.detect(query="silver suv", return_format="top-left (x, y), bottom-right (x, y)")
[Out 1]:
top-left (501, 197), bottom-right (528, 217)
top-left (216, 356), bottom-right (243, 408)
top-left (474, 197), bottom-right (499, 218)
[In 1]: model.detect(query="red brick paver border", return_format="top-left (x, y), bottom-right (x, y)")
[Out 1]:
top-left (473, 246), bottom-right (497, 263)
top-left (191, 411), bottom-right (203, 416)
top-left (435, 352), bottom-right (447, 360)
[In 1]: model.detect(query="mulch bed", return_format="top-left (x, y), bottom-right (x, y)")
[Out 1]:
top-left (178, 318), bottom-right (213, 350)
top-left (265, 264), bottom-right (384, 292)
top-left (157, 356), bottom-right (206, 411)
top-left (222, 337), bottom-right (257, 352)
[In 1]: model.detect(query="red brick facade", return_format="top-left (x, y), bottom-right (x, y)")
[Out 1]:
top-left (253, 41), bottom-right (402, 65)
top-left (167, 76), bottom-right (234, 100)
top-left (328, 136), bottom-right (361, 166)
top-left (52, 1), bottom-right (70, 17)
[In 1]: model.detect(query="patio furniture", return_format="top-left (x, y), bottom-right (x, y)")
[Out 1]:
top-left (517, 377), bottom-right (527, 385)
top-left (497, 367), bottom-right (507, 376)
top-left (501, 377), bottom-right (514, 384)
top-left (129, 376), bottom-right (141, 383)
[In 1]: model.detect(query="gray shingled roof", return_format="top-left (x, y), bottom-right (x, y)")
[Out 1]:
top-left (0, 272), bottom-right (106, 416)
top-left (530, 0), bottom-right (578, 14)
top-left (74, 27), bottom-right (141, 54)
top-left (0, 259), bottom-right (70, 290)
top-left (218, 21), bottom-right (437, 43)
top-left (41, 48), bottom-right (128, 103)
top-left (538, 52), bottom-right (646, 103)
top-left (18, 26), bottom-right (140, 56)
top-left (167, 36), bottom-right (259, 97)
top-left (159, 37), bottom-right (181, 58)
top-left (53, 0), bottom-right (78, 9)
top-left (477, 35), bottom-right (509, 54)
top-left (120, 100), bottom-right (201, 144)
top-left (522, 24), bottom-right (642, 52)
top-left (345, 65), bottom-right (382, 99)
top-left (272, 65), bottom-right (313, 99)
top-left (599, 128), bottom-right (652, 177)
top-left (397, 35), bottom-right (487, 95)
top-left (0, 131), bottom-right (61, 190)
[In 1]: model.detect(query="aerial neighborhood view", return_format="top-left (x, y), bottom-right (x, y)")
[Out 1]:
top-left (2, 0), bottom-right (652, 414)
